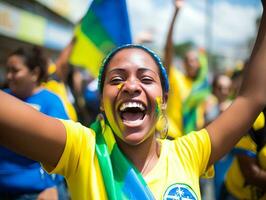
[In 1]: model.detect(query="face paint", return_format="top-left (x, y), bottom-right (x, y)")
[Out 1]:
top-left (117, 83), bottom-right (124, 90)
top-left (103, 99), bottom-right (125, 139)
top-left (155, 97), bottom-right (163, 117)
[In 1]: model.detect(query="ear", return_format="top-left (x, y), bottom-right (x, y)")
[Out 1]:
top-left (31, 67), bottom-right (40, 82)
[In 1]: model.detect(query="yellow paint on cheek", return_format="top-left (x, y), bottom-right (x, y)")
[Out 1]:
top-left (103, 100), bottom-right (124, 138)
top-left (117, 83), bottom-right (124, 90)
top-left (155, 96), bottom-right (163, 116)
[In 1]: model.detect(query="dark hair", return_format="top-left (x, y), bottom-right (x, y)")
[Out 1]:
top-left (98, 44), bottom-right (169, 94)
top-left (8, 46), bottom-right (48, 84)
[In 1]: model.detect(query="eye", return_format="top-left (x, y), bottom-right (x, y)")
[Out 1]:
top-left (141, 76), bottom-right (154, 84)
top-left (110, 76), bottom-right (124, 85)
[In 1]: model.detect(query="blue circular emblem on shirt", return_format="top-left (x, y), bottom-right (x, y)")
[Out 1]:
top-left (163, 183), bottom-right (197, 200)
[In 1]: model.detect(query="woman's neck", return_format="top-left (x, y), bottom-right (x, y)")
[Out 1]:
top-left (116, 134), bottom-right (160, 176)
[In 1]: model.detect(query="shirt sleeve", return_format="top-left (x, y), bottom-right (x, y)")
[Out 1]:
top-left (176, 129), bottom-right (213, 177)
top-left (42, 120), bottom-right (95, 179)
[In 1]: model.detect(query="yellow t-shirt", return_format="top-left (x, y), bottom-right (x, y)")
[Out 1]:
top-left (167, 68), bottom-right (189, 138)
top-left (146, 129), bottom-right (213, 199)
top-left (44, 120), bottom-right (212, 200)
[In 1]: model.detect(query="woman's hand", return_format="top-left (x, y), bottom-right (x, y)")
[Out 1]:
top-left (174, 0), bottom-right (184, 9)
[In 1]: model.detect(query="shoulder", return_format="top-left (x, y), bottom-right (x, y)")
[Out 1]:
top-left (61, 120), bottom-right (94, 137)
top-left (38, 89), bottom-right (61, 99)
top-left (172, 129), bottom-right (211, 164)
top-left (38, 89), bottom-right (66, 107)
top-left (162, 129), bottom-right (210, 154)
top-left (176, 129), bottom-right (210, 147)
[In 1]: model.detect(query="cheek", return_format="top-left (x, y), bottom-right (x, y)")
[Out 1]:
top-left (102, 86), bottom-right (116, 110)
top-left (102, 91), bottom-right (124, 139)
top-left (12, 73), bottom-right (22, 82)
top-left (15, 71), bottom-right (28, 80)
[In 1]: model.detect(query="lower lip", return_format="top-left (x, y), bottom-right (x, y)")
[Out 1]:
top-left (121, 114), bottom-right (146, 128)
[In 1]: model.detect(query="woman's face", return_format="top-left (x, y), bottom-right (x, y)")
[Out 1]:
top-left (6, 55), bottom-right (37, 98)
top-left (184, 51), bottom-right (200, 79)
top-left (102, 48), bottom-right (166, 145)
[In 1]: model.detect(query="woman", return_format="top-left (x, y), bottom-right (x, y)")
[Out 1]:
top-left (1, 47), bottom-right (69, 199)
top-left (0, 2), bottom-right (266, 199)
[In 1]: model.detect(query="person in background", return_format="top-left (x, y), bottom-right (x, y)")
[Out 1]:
top-left (164, 0), bottom-right (210, 138)
top-left (205, 73), bottom-right (232, 125)
top-left (68, 66), bottom-right (100, 125)
top-left (45, 38), bottom-right (78, 122)
top-left (204, 73), bottom-right (234, 199)
top-left (0, 46), bottom-right (69, 200)
top-left (46, 37), bottom-right (100, 126)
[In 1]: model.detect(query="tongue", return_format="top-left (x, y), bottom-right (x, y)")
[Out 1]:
top-left (122, 112), bottom-right (144, 121)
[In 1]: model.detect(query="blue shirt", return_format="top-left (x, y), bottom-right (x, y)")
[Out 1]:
top-left (0, 89), bottom-right (69, 193)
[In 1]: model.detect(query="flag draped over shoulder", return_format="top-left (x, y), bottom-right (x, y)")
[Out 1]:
top-left (182, 50), bottom-right (210, 134)
top-left (90, 116), bottom-right (155, 200)
top-left (70, 0), bottom-right (132, 78)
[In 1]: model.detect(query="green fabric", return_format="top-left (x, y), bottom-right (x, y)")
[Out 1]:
top-left (183, 51), bottom-right (210, 133)
top-left (90, 116), bottom-right (155, 200)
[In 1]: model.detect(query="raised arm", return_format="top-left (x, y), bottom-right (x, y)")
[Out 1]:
top-left (163, 0), bottom-right (184, 74)
top-left (207, 4), bottom-right (266, 166)
top-left (0, 91), bottom-right (66, 167)
top-left (55, 37), bottom-right (76, 82)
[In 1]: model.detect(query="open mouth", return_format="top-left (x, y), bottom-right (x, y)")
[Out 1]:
top-left (119, 101), bottom-right (146, 124)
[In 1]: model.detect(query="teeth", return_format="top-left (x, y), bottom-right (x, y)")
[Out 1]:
top-left (119, 102), bottom-right (145, 111)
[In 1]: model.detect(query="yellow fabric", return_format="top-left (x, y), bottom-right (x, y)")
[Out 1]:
top-left (43, 120), bottom-right (212, 200)
top-left (167, 68), bottom-right (188, 138)
top-left (259, 146), bottom-right (266, 169)
top-left (44, 80), bottom-right (77, 121)
top-left (48, 63), bottom-right (57, 75)
top-left (235, 135), bottom-right (257, 151)
top-left (167, 67), bottom-right (206, 138)
top-left (70, 25), bottom-right (105, 78)
top-left (44, 120), bottom-right (108, 200)
top-left (146, 129), bottom-right (213, 199)
top-left (225, 134), bottom-right (266, 199)
top-left (197, 103), bottom-right (206, 130)
top-left (253, 112), bottom-right (265, 131)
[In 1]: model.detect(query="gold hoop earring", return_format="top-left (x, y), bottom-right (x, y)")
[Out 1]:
top-left (156, 112), bottom-right (168, 139)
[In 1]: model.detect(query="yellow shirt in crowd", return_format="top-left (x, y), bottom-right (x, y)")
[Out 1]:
top-left (167, 67), bottom-right (205, 138)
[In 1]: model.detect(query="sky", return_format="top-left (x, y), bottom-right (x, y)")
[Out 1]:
top-left (126, 0), bottom-right (262, 63)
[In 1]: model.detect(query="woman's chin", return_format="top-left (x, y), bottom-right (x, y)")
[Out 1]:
top-left (119, 132), bottom-right (146, 146)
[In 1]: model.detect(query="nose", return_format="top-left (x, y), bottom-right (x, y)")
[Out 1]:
top-left (121, 78), bottom-right (141, 96)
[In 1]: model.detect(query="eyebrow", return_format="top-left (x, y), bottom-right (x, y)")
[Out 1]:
top-left (107, 67), bottom-right (159, 76)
